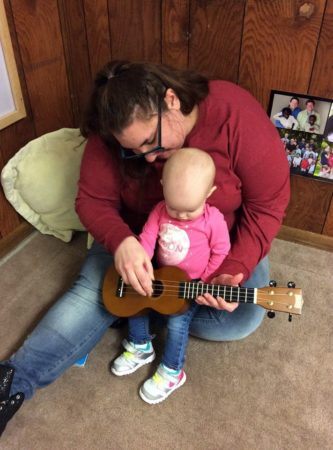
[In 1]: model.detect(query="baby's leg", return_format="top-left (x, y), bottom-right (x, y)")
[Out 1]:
top-left (111, 316), bottom-right (155, 376)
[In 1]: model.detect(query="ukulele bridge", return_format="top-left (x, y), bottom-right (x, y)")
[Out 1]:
top-left (116, 277), bottom-right (126, 297)
top-left (116, 278), bottom-right (164, 298)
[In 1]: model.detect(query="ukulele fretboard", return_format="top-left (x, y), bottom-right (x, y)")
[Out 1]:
top-left (179, 281), bottom-right (256, 304)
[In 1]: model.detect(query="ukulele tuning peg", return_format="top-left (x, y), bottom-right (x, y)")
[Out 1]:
top-left (287, 281), bottom-right (296, 288)
top-left (269, 280), bottom-right (277, 287)
top-left (267, 311), bottom-right (275, 319)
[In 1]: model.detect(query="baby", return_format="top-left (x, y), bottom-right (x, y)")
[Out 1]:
top-left (111, 148), bottom-right (230, 404)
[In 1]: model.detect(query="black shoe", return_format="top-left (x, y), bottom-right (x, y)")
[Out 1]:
top-left (0, 366), bottom-right (14, 403)
top-left (0, 392), bottom-right (24, 437)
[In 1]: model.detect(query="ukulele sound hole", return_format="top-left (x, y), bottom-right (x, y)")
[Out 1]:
top-left (152, 280), bottom-right (164, 297)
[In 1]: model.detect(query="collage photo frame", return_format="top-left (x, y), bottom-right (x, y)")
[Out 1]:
top-left (268, 90), bottom-right (333, 182)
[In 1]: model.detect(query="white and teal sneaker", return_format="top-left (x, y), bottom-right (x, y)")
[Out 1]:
top-left (139, 364), bottom-right (186, 404)
top-left (111, 339), bottom-right (155, 376)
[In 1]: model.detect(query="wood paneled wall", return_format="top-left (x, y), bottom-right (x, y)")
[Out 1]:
top-left (1, 0), bottom-right (333, 241)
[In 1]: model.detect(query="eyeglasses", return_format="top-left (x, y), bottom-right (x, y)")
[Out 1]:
top-left (120, 98), bottom-right (165, 160)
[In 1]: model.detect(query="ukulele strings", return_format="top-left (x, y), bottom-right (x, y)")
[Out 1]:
top-left (118, 290), bottom-right (294, 308)
top-left (121, 279), bottom-right (293, 295)
top-left (121, 284), bottom-right (293, 302)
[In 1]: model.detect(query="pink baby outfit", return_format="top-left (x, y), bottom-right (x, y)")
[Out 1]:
top-left (139, 201), bottom-right (230, 282)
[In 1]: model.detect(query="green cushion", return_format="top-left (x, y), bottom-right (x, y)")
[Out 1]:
top-left (1, 128), bottom-right (86, 242)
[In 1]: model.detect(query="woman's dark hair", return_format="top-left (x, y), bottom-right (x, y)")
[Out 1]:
top-left (289, 96), bottom-right (299, 103)
top-left (80, 60), bottom-right (209, 179)
top-left (81, 60), bottom-right (209, 140)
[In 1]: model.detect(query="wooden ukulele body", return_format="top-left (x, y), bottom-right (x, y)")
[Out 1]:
top-left (103, 266), bottom-right (191, 317)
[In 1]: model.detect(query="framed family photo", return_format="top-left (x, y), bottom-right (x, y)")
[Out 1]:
top-left (268, 90), bottom-right (333, 182)
top-left (0, 0), bottom-right (26, 130)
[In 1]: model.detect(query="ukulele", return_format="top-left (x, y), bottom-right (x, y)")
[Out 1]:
top-left (103, 266), bottom-right (303, 319)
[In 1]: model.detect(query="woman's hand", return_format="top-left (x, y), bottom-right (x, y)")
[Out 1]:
top-left (196, 273), bottom-right (244, 312)
top-left (114, 236), bottom-right (154, 296)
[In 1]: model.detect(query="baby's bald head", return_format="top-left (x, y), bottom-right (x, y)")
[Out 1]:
top-left (162, 148), bottom-right (216, 215)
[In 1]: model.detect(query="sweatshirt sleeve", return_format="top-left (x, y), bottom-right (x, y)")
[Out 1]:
top-left (75, 135), bottom-right (134, 254)
top-left (139, 202), bottom-right (164, 258)
top-left (214, 92), bottom-right (290, 281)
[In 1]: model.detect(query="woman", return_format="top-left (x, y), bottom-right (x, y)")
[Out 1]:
top-left (0, 60), bottom-right (290, 434)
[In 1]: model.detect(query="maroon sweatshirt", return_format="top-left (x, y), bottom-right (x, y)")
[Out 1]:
top-left (76, 80), bottom-right (290, 281)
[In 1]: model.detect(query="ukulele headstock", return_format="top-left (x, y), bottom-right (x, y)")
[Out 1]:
top-left (257, 281), bottom-right (303, 316)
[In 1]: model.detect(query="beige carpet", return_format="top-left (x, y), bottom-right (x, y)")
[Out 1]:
top-left (0, 232), bottom-right (332, 450)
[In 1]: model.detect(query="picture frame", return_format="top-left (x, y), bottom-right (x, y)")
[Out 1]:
top-left (268, 90), bottom-right (333, 183)
top-left (0, 0), bottom-right (26, 130)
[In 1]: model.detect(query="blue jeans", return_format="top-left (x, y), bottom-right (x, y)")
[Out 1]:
top-left (189, 256), bottom-right (269, 341)
top-left (3, 242), bottom-right (269, 399)
top-left (128, 302), bottom-right (199, 371)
